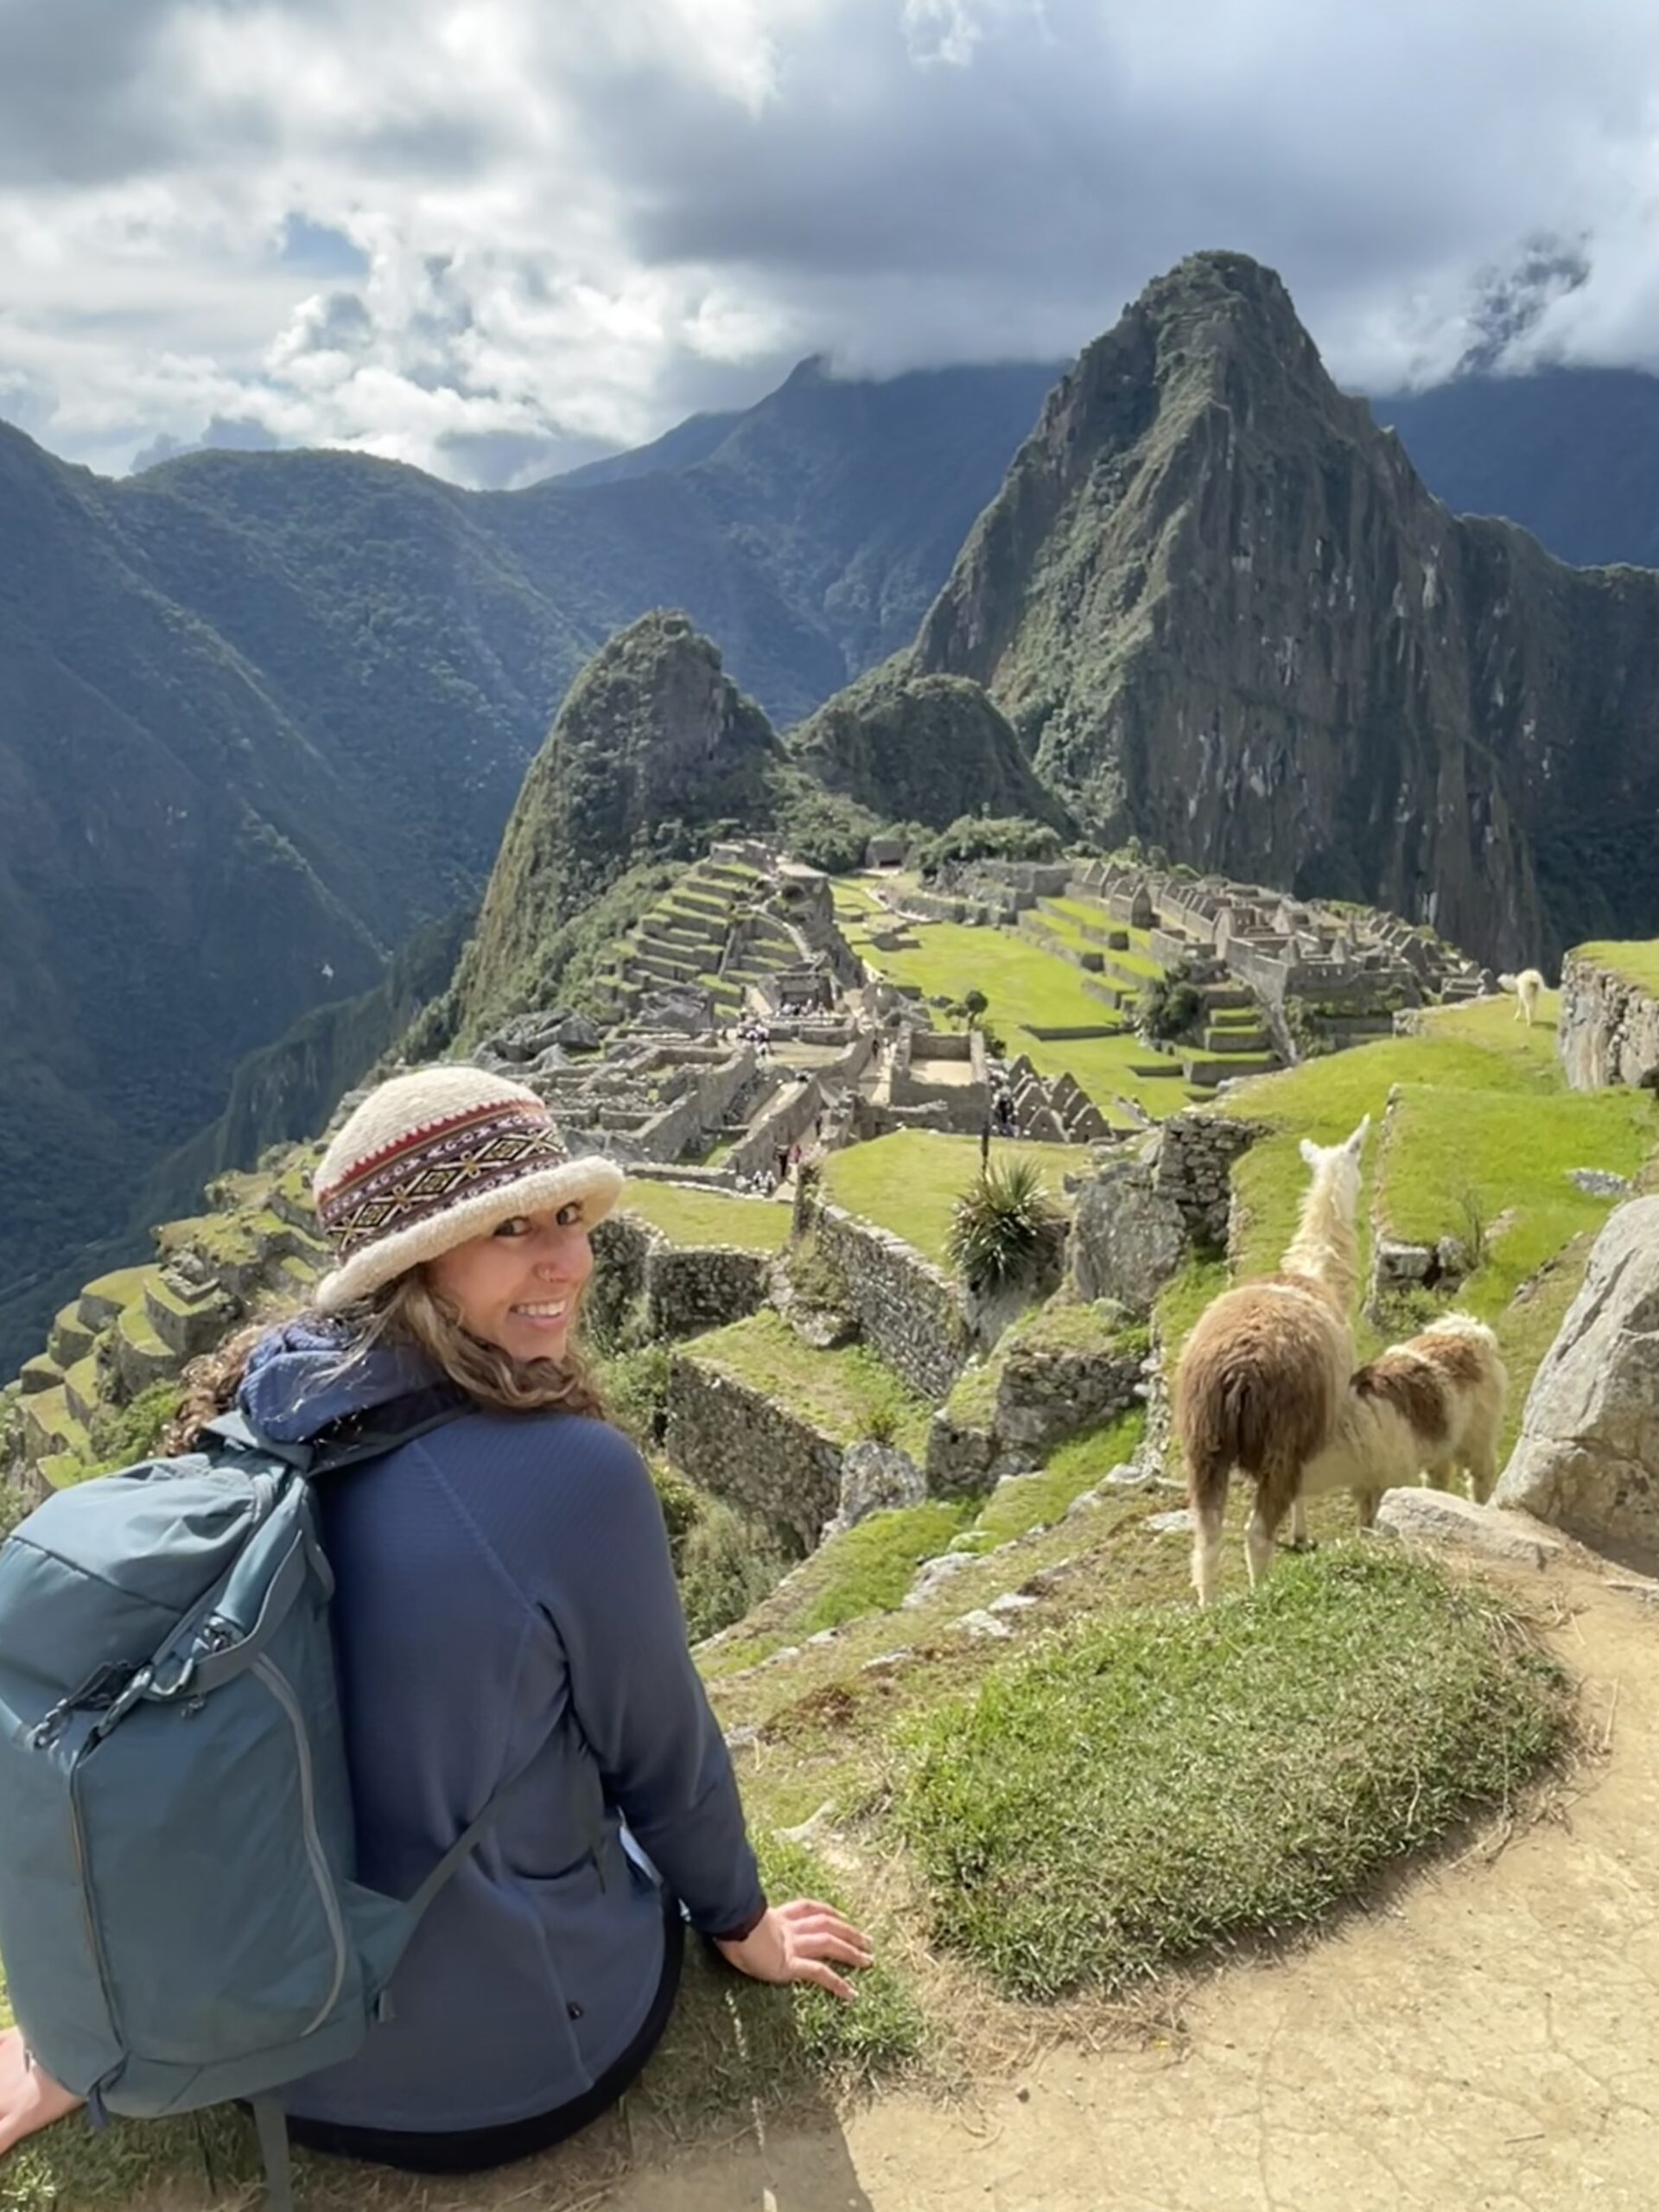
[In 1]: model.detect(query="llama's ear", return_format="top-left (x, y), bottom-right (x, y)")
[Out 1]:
top-left (1299, 1136), bottom-right (1321, 1169)
top-left (1346, 1116), bottom-right (1371, 1157)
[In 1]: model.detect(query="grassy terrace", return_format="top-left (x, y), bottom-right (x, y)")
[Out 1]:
top-left (685, 1309), bottom-right (934, 1461)
top-left (1157, 988), bottom-right (1656, 1456)
top-left (622, 1180), bottom-right (791, 1253)
top-left (821, 1129), bottom-right (1081, 1270)
top-left (1574, 938), bottom-right (1659, 995)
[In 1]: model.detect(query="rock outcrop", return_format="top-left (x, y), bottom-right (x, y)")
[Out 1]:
top-left (912, 251), bottom-right (1659, 970)
top-left (1495, 1198), bottom-right (1659, 1568)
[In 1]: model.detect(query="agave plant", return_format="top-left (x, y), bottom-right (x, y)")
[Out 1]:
top-left (947, 1157), bottom-right (1066, 1297)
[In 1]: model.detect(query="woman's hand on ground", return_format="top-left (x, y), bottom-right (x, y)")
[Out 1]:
top-left (713, 1898), bottom-right (874, 2001)
top-left (0, 2031), bottom-right (82, 2158)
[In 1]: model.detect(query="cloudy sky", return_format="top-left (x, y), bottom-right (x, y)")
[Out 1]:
top-left (3, 0), bottom-right (1658, 486)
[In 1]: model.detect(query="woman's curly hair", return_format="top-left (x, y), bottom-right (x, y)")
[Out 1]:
top-left (166, 1269), bottom-right (603, 1453)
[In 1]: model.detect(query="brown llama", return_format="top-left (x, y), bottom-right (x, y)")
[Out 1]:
top-left (1174, 1117), bottom-right (1370, 1605)
top-left (1290, 1313), bottom-right (1509, 1535)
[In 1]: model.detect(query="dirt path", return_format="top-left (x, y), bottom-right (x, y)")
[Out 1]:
top-left (602, 1560), bottom-right (1658, 2212)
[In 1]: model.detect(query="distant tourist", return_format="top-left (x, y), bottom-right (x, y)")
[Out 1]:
top-left (0, 1068), bottom-right (872, 2177)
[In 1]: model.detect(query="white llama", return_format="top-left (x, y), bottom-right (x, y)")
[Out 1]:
top-left (1497, 969), bottom-right (1546, 1027)
top-left (1291, 1313), bottom-right (1509, 1536)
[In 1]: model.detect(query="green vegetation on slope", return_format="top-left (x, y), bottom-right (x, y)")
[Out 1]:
top-left (893, 1547), bottom-right (1568, 2000)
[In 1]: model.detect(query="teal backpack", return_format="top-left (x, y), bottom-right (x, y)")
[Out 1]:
top-left (0, 1387), bottom-right (518, 2209)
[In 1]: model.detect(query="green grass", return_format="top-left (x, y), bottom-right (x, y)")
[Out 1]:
top-left (1574, 938), bottom-right (1659, 995)
top-left (821, 1131), bottom-right (1079, 1272)
top-left (891, 1546), bottom-right (1569, 2001)
top-left (688, 1310), bottom-right (934, 1461)
top-left (855, 918), bottom-right (1190, 1116)
top-left (794, 1501), bottom-right (978, 1633)
top-left (622, 1180), bottom-right (791, 1253)
top-left (1189, 1016), bottom-right (1657, 1440)
top-left (966, 1408), bottom-right (1147, 1549)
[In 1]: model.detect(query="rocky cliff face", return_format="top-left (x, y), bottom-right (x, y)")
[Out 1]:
top-left (912, 252), bottom-right (1659, 969)
top-left (445, 612), bottom-right (785, 1039)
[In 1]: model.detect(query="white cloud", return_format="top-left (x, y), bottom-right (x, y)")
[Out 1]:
top-left (2, 0), bottom-right (1659, 484)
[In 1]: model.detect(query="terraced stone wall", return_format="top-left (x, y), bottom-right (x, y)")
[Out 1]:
top-left (814, 1202), bottom-right (972, 1399)
top-left (664, 1356), bottom-right (842, 1551)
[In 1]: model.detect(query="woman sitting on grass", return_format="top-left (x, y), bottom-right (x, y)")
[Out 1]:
top-left (0, 1067), bottom-right (870, 2175)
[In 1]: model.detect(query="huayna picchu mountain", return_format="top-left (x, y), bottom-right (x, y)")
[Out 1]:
top-left (907, 251), bottom-right (1659, 970)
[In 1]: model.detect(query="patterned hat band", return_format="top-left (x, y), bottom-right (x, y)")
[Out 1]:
top-left (316, 1101), bottom-right (572, 1259)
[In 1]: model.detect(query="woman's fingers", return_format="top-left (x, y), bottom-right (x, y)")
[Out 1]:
top-left (792, 1957), bottom-right (857, 2001)
top-left (794, 1929), bottom-right (873, 1969)
top-left (777, 1900), bottom-right (874, 1950)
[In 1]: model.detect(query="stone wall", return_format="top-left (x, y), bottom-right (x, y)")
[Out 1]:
top-left (590, 1210), bottom-right (771, 1342)
top-left (726, 1074), bottom-right (825, 1180)
top-left (1153, 1109), bottom-right (1263, 1249)
top-left (633, 1046), bottom-right (759, 1160)
top-left (664, 1354), bottom-right (844, 1552)
top-left (1558, 954), bottom-right (1659, 1092)
top-left (646, 1247), bottom-right (772, 1338)
top-left (814, 1201), bottom-right (973, 1399)
top-left (995, 1331), bottom-right (1145, 1449)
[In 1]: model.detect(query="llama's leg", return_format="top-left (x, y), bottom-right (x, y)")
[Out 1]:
top-left (1285, 1494), bottom-right (1311, 1550)
top-left (1246, 1465), bottom-right (1299, 1590)
top-left (1192, 1492), bottom-right (1227, 1609)
top-left (1353, 1487), bottom-right (1382, 1529)
top-left (1466, 1432), bottom-right (1500, 1506)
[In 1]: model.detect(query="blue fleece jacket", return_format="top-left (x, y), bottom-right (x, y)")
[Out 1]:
top-left (238, 1324), bottom-right (765, 2134)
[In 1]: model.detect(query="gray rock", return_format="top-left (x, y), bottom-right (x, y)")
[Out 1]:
top-left (1374, 1487), bottom-right (1568, 1569)
top-left (903, 1551), bottom-right (977, 1607)
top-left (860, 1648), bottom-right (913, 1674)
top-left (1434, 1235), bottom-right (1472, 1281)
top-left (1496, 1196), bottom-right (1659, 1565)
top-left (1569, 1168), bottom-right (1632, 1199)
top-left (1104, 1461), bottom-right (1153, 1488)
top-left (951, 1608), bottom-right (1014, 1639)
top-left (823, 1440), bottom-right (927, 1537)
top-left (1374, 1238), bottom-right (1436, 1286)
top-left (1067, 1161), bottom-right (1188, 1315)
top-left (789, 1304), bottom-right (859, 1351)
top-left (1147, 1508), bottom-right (1196, 1535)
top-left (988, 1591), bottom-right (1039, 1614)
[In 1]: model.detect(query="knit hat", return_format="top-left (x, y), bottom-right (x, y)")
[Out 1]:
top-left (311, 1066), bottom-right (625, 1313)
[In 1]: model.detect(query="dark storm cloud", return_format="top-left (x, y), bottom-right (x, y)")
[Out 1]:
top-left (0, 0), bottom-right (181, 182)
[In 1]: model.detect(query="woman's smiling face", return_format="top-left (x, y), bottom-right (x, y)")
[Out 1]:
top-left (423, 1202), bottom-right (594, 1363)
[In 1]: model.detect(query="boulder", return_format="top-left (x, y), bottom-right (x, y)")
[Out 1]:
top-left (1374, 1487), bottom-right (1568, 1569)
top-left (824, 1440), bottom-right (927, 1536)
top-left (1495, 1197), bottom-right (1659, 1567)
top-left (1067, 1160), bottom-right (1187, 1314)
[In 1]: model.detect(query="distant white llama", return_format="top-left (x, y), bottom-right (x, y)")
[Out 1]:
top-left (1497, 968), bottom-right (1546, 1026)
top-left (1290, 1313), bottom-right (1509, 1536)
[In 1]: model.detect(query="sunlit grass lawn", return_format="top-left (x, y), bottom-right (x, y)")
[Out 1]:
top-left (622, 1179), bottom-right (791, 1253)
top-left (820, 1130), bottom-right (1081, 1270)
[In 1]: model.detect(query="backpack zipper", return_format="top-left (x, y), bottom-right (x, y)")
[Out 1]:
top-left (250, 1656), bottom-right (349, 2036)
